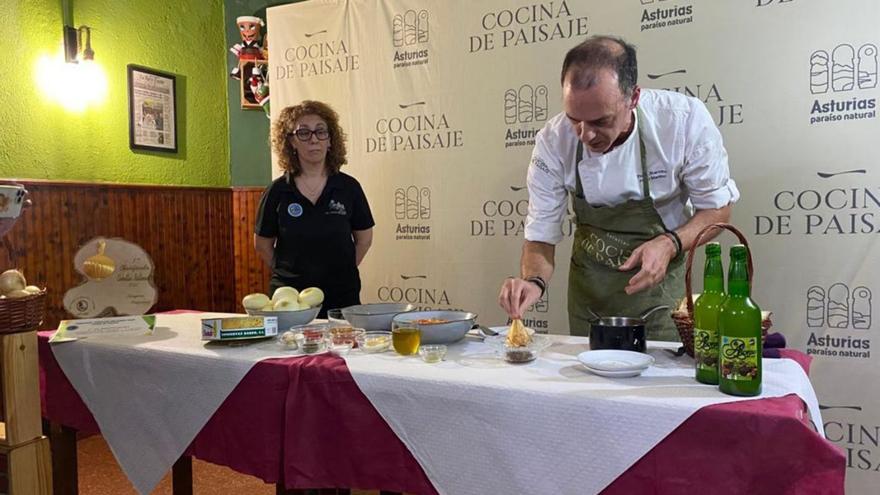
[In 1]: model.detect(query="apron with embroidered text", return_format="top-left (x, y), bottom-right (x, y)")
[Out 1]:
top-left (568, 107), bottom-right (684, 340)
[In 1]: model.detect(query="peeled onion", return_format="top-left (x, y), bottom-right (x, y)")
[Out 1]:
top-left (242, 292), bottom-right (270, 310)
top-left (298, 287), bottom-right (324, 308)
top-left (5, 289), bottom-right (30, 299)
top-left (0, 269), bottom-right (26, 295)
top-left (273, 299), bottom-right (304, 311)
top-left (272, 286), bottom-right (299, 303)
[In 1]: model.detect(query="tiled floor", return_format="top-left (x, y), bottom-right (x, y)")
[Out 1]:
top-left (76, 435), bottom-right (373, 495)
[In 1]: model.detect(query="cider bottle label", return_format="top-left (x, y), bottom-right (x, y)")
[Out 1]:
top-left (694, 327), bottom-right (719, 372)
top-left (720, 336), bottom-right (759, 381)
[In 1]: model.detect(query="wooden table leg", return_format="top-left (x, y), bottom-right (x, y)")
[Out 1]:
top-left (172, 454), bottom-right (193, 495)
top-left (47, 422), bottom-right (78, 495)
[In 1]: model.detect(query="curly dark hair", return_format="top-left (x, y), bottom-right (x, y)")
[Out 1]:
top-left (561, 35), bottom-right (638, 97)
top-left (271, 101), bottom-right (348, 175)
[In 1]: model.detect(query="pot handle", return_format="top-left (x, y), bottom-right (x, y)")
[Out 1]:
top-left (639, 304), bottom-right (669, 321)
top-left (585, 306), bottom-right (602, 323)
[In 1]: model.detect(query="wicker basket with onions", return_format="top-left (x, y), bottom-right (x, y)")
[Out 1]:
top-left (0, 269), bottom-right (46, 334)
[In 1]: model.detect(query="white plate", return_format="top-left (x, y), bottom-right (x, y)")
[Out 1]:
top-left (577, 350), bottom-right (654, 372)
top-left (580, 365), bottom-right (645, 378)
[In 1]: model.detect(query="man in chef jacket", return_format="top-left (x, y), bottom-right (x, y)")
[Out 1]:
top-left (499, 35), bottom-right (739, 340)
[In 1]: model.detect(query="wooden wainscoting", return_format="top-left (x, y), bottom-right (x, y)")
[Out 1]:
top-left (0, 181), bottom-right (274, 330)
top-left (231, 187), bottom-right (273, 307)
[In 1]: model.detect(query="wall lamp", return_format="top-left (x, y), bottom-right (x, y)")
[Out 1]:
top-left (64, 25), bottom-right (95, 63)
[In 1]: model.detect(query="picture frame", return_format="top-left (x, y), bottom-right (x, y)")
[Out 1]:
top-left (240, 58), bottom-right (269, 110)
top-left (127, 65), bottom-right (178, 153)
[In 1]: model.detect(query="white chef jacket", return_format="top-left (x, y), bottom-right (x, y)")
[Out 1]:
top-left (525, 88), bottom-right (740, 245)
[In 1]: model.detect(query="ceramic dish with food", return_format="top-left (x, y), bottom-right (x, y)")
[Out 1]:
top-left (342, 303), bottom-right (415, 331)
top-left (392, 310), bottom-right (477, 345)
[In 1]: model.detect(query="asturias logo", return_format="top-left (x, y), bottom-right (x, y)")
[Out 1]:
top-left (807, 283), bottom-right (872, 329)
top-left (276, 31), bottom-right (360, 80)
top-left (377, 274), bottom-right (458, 311)
top-left (469, 1), bottom-right (589, 53)
top-left (639, 0), bottom-right (693, 33)
top-left (504, 84), bottom-right (549, 148)
top-left (805, 282), bottom-right (871, 360)
top-left (755, 0), bottom-right (797, 6)
top-left (366, 102), bottom-right (464, 153)
top-left (394, 186), bottom-right (431, 241)
top-left (392, 10), bottom-right (429, 69)
top-left (809, 43), bottom-right (877, 125)
top-left (648, 68), bottom-right (744, 126)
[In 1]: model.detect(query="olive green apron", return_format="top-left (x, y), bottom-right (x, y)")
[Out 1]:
top-left (568, 107), bottom-right (684, 340)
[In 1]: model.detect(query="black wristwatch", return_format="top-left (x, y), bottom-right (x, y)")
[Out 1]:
top-left (524, 275), bottom-right (547, 298)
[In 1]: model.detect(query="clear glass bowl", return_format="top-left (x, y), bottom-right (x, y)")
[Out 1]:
top-left (327, 326), bottom-right (364, 354)
top-left (484, 334), bottom-right (552, 364)
top-left (277, 330), bottom-right (299, 350)
top-left (419, 344), bottom-right (447, 363)
top-left (355, 331), bottom-right (392, 353)
top-left (293, 324), bottom-right (329, 354)
top-left (327, 308), bottom-right (349, 327)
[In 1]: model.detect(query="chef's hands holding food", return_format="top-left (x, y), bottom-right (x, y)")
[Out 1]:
top-left (498, 277), bottom-right (543, 319)
top-left (618, 233), bottom-right (678, 295)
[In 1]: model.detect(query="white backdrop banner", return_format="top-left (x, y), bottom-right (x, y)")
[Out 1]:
top-left (268, 1), bottom-right (879, 492)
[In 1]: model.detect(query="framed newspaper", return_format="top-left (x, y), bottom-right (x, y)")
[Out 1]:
top-left (127, 65), bottom-right (178, 153)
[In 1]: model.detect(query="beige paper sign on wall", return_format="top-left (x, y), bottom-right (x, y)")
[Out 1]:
top-left (63, 237), bottom-right (158, 318)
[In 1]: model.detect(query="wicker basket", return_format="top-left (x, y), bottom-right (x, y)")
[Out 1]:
top-left (0, 289), bottom-right (47, 334)
top-left (672, 223), bottom-right (769, 357)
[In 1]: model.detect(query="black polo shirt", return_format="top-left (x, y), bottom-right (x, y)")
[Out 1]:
top-left (255, 172), bottom-right (374, 304)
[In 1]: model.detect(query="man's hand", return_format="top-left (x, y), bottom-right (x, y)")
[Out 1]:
top-left (499, 277), bottom-right (542, 319)
top-left (618, 234), bottom-right (677, 295)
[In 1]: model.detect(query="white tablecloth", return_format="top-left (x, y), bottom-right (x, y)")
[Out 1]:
top-left (343, 335), bottom-right (823, 495)
top-left (50, 312), bottom-right (297, 495)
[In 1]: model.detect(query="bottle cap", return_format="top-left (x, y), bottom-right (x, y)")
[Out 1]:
top-left (705, 242), bottom-right (721, 256)
top-left (730, 244), bottom-right (748, 260)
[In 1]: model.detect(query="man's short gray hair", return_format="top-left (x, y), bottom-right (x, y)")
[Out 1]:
top-left (561, 36), bottom-right (638, 96)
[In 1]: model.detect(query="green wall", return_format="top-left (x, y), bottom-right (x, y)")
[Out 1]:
top-left (225, 0), bottom-right (304, 186)
top-left (1, 0), bottom-right (230, 186)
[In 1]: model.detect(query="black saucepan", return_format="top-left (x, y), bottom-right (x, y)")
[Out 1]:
top-left (586, 305), bottom-right (669, 353)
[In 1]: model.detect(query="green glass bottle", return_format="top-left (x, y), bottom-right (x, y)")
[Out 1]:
top-left (718, 244), bottom-right (762, 396)
top-left (694, 242), bottom-right (724, 385)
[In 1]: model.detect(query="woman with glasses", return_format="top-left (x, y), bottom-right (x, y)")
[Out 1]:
top-left (254, 101), bottom-right (374, 318)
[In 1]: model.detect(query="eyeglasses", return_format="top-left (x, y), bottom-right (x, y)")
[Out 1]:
top-left (290, 128), bottom-right (330, 141)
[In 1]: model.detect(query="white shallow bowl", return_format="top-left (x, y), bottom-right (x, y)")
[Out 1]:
top-left (577, 350), bottom-right (654, 372)
top-left (246, 305), bottom-right (321, 330)
top-left (580, 365), bottom-right (646, 378)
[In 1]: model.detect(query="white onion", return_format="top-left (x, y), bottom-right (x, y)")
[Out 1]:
top-left (0, 269), bottom-right (26, 295)
top-left (242, 293), bottom-right (270, 310)
top-left (5, 289), bottom-right (30, 299)
top-left (24, 285), bottom-right (42, 294)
